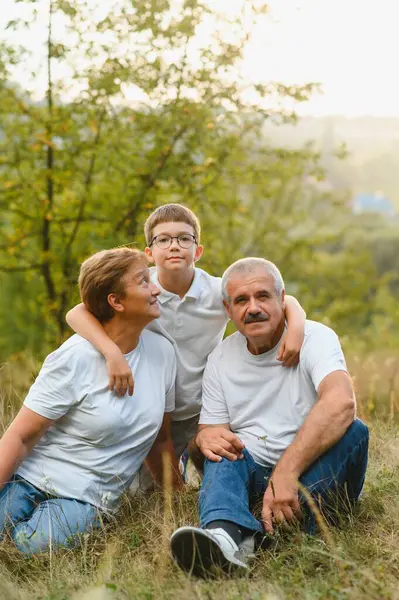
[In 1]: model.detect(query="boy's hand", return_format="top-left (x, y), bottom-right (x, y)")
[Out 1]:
top-left (105, 350), bottom-right (134, 396)
top-left (277, 328), bottom-right (304, 367)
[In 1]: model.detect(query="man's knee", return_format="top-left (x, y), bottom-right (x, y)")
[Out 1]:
top-left (348, 418), bottom-right (369, 442)
top-left (341, 418), bottom-right (369, 454)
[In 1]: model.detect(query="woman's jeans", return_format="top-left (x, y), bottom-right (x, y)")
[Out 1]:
top-left (199, 419), bottom-right (369, 535)
top-left (0, 476), bottom-right (102, 554)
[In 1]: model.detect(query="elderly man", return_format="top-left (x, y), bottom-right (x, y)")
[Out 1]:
top-left (170, 257), bottom-right (369, 577)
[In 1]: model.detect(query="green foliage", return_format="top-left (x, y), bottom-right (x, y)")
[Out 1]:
top-left (0, 0), bottom-right (397, 358)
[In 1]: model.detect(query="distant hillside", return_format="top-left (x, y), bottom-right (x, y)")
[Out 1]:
top-left (265, 116), bottom-right (399, 208)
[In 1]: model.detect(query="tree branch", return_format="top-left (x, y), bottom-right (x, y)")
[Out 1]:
top-left (62, 108), bottom-right (106, 259)
top-left (0, 263), bottom-right (42, 273)
top-left (41, 0), bottom-right (56, 303)
top-left (115, 123), bottom-right (189, 232)
top-left (53, 216), bottom-right (108, 224)
top-left (55, 108), bottom-right (107, 332)
top-left (0, 229), bottom-right (40, 251)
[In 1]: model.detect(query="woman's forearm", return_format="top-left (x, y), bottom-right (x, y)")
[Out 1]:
top-left (0, 406), bottom-right (53, 491)
top-left (0, 431), bottom-right (29, 490)
top-left (145, 415), bottom-right (182, 489)
top-left (145, 439), bottom-right (181, 488)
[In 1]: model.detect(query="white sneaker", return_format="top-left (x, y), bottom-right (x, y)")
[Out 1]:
top-left (170, 526), bottom-right (249, 578)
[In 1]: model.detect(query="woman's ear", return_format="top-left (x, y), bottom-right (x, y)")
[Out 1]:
top-left (107, 293), bottom-right (124, 313)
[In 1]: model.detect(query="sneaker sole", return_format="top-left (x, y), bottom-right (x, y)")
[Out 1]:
top-left (170, 528), bottom-right (248, 578)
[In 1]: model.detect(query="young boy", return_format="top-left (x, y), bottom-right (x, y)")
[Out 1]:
top-left (66, 204), bottom-right (306, 471)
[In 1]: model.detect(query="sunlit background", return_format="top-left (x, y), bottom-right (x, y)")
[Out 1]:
top-left (0, 6), bottom-right (399, 597)
top-left (1, 0), bottom-right (399, 357)
top-left (2, 0), bottom-right (399, 116)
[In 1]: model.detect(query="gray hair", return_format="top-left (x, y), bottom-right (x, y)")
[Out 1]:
top-left (221, 257), bottom-right (285, 303)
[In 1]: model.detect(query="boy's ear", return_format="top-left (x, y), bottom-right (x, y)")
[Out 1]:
top-left (194, 244), bottom-right (204, 262)
top-left (145, 247), bottom-right (155, 263)
top-left (107, 293), bottom-right (124, 313)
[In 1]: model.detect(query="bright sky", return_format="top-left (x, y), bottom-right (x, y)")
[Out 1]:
top-left (2, 0), bottom-right (398, 117)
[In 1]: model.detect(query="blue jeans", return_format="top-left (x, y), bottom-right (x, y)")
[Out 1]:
top-left (199, 419), bottom-right (369, 535)
top-left (0, 476), bottom-right (102, 554)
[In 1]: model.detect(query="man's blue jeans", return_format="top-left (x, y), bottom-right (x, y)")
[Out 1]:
top-left (0, 476), bottom-right (102, 554)
top-left (199, 419), bottom-right (369, 535)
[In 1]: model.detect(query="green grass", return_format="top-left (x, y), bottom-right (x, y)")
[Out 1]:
top-left (0, 357), bottom-right (398, 600)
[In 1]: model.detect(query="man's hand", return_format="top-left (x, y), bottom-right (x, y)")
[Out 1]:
top-left (105, 350), bottom-right (134, 396)
top-left (262, 470), bottom-right (302, 534)
top-left (196, 427), bottom-right (245, 462)
top-left (277, 328), bottom-right (304, 367)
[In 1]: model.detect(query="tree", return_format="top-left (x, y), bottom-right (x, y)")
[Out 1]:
top-left (0, 0), bottom-right (318, 351)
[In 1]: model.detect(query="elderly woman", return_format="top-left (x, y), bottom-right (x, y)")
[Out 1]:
top-left (0, 247), bottom-right (178, 553)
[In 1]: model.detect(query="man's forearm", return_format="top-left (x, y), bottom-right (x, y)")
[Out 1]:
top-left (275, 395), bottom-right (355, 478)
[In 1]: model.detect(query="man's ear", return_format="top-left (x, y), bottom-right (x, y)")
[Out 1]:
top-left (222, 299), bottom-right (232, 319)
top-left (194, 244), bottom-right (204, 262)
top-left (107, 293), bottom-right (124, 313)
top-left (145, 247), bottom-right (155, 263)
top-left (281, 289), bottom-right (286, 310)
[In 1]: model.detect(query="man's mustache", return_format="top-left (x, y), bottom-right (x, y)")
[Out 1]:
top-left (244, 313), bottom-right (269, 324)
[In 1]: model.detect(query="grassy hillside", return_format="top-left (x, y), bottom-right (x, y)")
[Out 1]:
top-left (0, 355), bottom-right (398, 600)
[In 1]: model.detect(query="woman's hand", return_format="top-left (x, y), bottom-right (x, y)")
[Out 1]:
top-left (106, 350), bottom-right (134, 396)
top-left (277, 327), bottom-right (304, 367)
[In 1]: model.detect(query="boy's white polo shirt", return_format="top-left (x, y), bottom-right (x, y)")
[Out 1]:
top-left (150, 267), bottom-right (229, 421)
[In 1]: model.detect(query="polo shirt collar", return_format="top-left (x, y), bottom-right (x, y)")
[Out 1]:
top-left (152, 268), bottom-right (203, 304)
top-left (184, 268), bottom-right (203, 300)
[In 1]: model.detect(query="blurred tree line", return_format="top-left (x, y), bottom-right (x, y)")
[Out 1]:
top-left (0, 0), bottom-right (398, 360)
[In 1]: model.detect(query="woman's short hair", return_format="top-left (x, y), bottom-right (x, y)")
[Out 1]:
top-left (78, 247), bottom-right (147, 322)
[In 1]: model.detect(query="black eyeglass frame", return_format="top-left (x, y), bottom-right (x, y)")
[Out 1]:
top-left (149, 234), bottom-right (198, 249)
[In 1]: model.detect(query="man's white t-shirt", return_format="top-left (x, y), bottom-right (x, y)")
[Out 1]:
top-left (199, 320), bottom-right (347, 467)
top-left (18, 329), bottom-right (176, 513)
top-left (150, 267), bottom-right (228, 422)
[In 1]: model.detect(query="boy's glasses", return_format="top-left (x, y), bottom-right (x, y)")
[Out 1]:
top-left (150, 234), bottom-right (197, 250)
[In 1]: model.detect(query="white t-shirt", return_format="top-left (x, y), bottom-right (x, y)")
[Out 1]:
top-left (18, 329), bottom-right (176, 513)
top-left (150, 267), bottom-right (228, 421)
top-left (199, 320), bottom-right (347, 467)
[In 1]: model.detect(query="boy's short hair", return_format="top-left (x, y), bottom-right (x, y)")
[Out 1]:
top-left (144, 203), bottom-right (201, 246)
top-left (78, 247), bottom-right (147, 322)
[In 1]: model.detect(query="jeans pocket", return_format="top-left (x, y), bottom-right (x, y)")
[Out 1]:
top-left (243, 449), bottom-right (257, 477)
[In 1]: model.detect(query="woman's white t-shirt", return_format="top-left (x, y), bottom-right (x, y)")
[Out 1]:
top-left (17, 329), bottom-right (176, 512)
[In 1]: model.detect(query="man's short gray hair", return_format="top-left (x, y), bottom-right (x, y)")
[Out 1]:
top-left (221, 257), bottom-right (285, 303)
